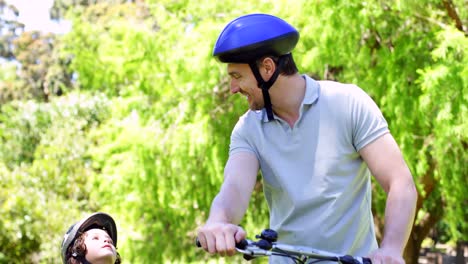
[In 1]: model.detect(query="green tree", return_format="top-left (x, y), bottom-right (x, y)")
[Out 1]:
top-left (12, 32), bottom-right (69, 101)
top-left (50, 0), bottom-right (132, 20)
top-left (0, 0), bottom-right (23, 59)
top-left (0, 93), bottom-right (111, 263)
top-left (0, 0), bottom-right (23, 103)
top-left (0, 1), bottom-right (72, 104)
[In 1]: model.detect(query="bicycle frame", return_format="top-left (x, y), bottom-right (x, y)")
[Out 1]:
top-left (237, 240), bottom-right (371, 263)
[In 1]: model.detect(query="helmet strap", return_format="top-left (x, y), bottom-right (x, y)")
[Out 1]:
top-left (248, 55), bottom-right (288, 121)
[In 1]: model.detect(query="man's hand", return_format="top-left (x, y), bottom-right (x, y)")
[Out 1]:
top-left (368, 247), bottom-right (405, 264)
top-left (197, 222), bottom-right (246, 257)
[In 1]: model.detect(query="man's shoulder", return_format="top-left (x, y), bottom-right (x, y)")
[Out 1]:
top-left (230, 110), bottom-right (266, 148)
top-left (316, 80), bottom-right (363, 95)
top-left (313, 80), bottom-right (371, 107)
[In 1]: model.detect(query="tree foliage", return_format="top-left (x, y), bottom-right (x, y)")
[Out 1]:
top-left (0, 0), bottom-right (23, 59)
top-left (0, 1), bottom-right (72, 104)
top-left (0, 0), bottom-right (466, 263)
top-left (0, 93), bottom-right (110, 263)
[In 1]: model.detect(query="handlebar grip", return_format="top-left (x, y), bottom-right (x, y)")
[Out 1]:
top-left (236, 239), bottom-right (248, 249)
top-left (342, 255), bottom-right (372, 264)
top-left (195, 237), bottom-right (248, 249)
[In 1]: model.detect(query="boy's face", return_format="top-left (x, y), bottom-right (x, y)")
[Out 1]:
top-left (84, 228), bottom-right (117, 264)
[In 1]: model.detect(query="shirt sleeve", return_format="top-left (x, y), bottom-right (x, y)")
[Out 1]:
top-left (349, 85), bottom-right (389, 151)
top-left (229, 114), bottom-right (258, 157)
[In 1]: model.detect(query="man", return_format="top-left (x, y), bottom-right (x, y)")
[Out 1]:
top-left (197, 13), bottom-right (417, 264)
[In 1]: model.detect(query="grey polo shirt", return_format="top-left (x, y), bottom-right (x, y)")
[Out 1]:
top-left (229, 75), bottom-right (388, 263)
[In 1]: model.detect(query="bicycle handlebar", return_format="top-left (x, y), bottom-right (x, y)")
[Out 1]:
top-left (195, 237), bottom-right (248, 249)
top-left (196, 229), bottom-right (372, 264)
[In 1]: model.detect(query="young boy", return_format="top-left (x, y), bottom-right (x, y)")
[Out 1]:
top-left (61, 212), bottom-right (121, 264)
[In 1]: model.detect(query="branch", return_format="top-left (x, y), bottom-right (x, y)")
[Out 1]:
top-left (442, 0), bottom-right (466, 34)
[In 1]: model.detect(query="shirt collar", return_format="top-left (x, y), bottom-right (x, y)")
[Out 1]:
top-left (255, 74), bottom-right (320, 122)
top-left (302, 74), bottom-right (320, 105)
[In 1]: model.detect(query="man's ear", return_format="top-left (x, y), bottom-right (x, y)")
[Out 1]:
top-left (260, 57), bottom-right (276, 79)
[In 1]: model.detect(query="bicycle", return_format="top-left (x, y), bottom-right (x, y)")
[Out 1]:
top-left (196, 228), bottom-right (372, 264)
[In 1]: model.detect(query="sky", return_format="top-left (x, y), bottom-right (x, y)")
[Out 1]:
top-left (5, 0), bottom-right (71, 34)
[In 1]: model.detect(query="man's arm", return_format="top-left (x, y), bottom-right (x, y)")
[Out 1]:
top-left (359, 133), bottom-right (417, 263)
top-left (197, 151), bottom-right (259, 256)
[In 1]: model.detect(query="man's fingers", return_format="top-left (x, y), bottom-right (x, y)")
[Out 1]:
top-left (203, 232), bottom-right (216, 254)
top-left (224, 232), bottom-right (237, 256)
top-left (234, 227), bottom-right (246, 242)
top-left (196, 234), bottom-right (206, 248)
top-left (198, 223), bottom-right (244, 257)
top-left (215, 232), bottom-right (227, 255)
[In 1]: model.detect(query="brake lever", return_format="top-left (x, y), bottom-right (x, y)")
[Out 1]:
top-left (236, 239), bottom-right (272, 261)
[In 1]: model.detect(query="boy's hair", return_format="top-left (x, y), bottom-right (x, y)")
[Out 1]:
top-left (65, 232), bottom-right (122, 264)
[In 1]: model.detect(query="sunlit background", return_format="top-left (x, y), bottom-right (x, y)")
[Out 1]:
top-left (5, 0), bottom-right (70, 33)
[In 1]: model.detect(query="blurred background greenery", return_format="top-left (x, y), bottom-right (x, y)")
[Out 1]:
top-left (0, 0), bottom-right (466, 263)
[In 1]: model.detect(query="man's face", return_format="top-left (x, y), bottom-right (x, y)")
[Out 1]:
top-left (84, 228), bottom-right (117, 264)
top-left (227, 63), bottom-right (264, 110)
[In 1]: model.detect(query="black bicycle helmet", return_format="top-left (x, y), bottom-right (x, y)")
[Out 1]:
top-left (61, 212), bottom-right (117, 264)
top-left (213, 14), bottom-right (299, 121)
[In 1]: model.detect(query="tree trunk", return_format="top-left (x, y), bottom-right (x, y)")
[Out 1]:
top-left (402, 164), bottom-right (443, 264)
top-left (404, 229), bottom-right (423, 264)
top-left (403, 201), bottom-right (443, 264)
top-left (455, 241), bottom-right (466, 264)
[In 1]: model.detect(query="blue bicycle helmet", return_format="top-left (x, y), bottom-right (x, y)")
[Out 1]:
top-left (213, 14), bottom-right (300, 121)
top-left (213, 13), bottom-right (299, 63)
